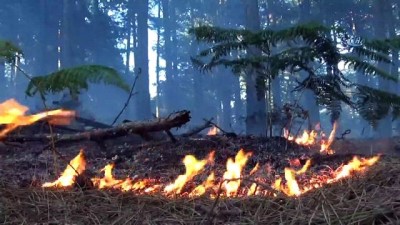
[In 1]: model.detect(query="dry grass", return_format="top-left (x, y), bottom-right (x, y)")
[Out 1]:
top-left (1, 158), bottom-right (399, 225)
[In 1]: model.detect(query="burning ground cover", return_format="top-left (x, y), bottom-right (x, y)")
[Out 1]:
top-left (0, 155), bottom-right (399, 224)
top-left (0, 99), bottom-right (399, 224)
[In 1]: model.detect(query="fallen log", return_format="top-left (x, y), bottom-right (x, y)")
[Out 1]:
top-left (3, 110), bottom-right (191, 144)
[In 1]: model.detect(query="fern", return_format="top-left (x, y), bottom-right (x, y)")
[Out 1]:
top-left (26, 65), bottom-right (130, 98)
top-left (355, 85), bottom-right (400, 128)
top-left (0, 40), bottom-right (23, 63)
top-left (341, 54), bottom-right (396, 81)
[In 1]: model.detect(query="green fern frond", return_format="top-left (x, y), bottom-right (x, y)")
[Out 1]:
top-left (351, 46), bottom-right (391, 63)
top-left (26, 65), bottom-right (130, 97)
top-left (341, 54), bottom-right (396, 81)
top-left (189, 26), bottom-right (250, 44)
top-left (355, 85), bottom-right (400, 127)
top-left (0, 40), bottom-right (23, 63)
top-left (363, 37), bottom-right (400, 53)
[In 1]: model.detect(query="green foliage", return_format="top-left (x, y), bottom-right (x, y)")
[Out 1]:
top-left (0, 39), bottom-right (129, 101)
top-left (0, 40), bottom-right (22, 63)
top-left (26, 65), bottom-right (130, 98)
top-left (355, 85), bottom-right (400, 128)
top-left (190, 22), bottom-right (400, 127)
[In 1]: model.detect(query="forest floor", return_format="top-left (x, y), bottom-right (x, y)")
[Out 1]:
top-left (0, 134), bottom-right (399, 224)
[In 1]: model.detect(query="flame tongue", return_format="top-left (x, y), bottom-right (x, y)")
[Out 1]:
top-left (164, 151), bottom-right (215, 194)
top-left (329, 155), bottom-right (380, 183)
top-left (0, 99), bottom-right (75, 137)
top-left (42, 150), bottom-right (86, 188)
top-left (222, 149), bottom-right (252, 197)
top-left (320, 121), bottom-right (338, 154)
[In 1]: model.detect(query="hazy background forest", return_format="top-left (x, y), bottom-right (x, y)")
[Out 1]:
top-left (1, 0), bottom-right (400, 139)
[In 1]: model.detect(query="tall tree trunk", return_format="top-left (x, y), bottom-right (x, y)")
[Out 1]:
top-left (373, 0), bottom-right (392, 138)
top-left (244, 0), bottom-right (267, 136)
top-left (298, 0), bottom-right (320, 131)
top-left (133, 0), bottom-right (151, 120)
top-left (161, 0), bottom-right (175, 114)
top-left (155, 0), bottom-right (162, 117)
top-left (61, 0), bottom-right (73, 68)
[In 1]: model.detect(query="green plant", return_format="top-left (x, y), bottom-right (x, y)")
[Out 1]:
top-left (0, 39), bottom-right (129, 100)
top-left (25, 65), bottom-right (130, 99)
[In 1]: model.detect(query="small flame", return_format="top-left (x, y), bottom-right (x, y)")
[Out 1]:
top-left (275, 159), bottom-right (311, 196)
top-left (42, 150), bottom-right (86, 187)
top-left (222, 149), bottom-right (252, 197)
top-left (189, 172), bottom-right (215, 197)
top-left (328, 155), bottom-right (380, 183)
top-left (283, 129), bottom-right (317, 145)
top-left (0, 99), bottom-right (75, 137)
top-left (320, 121), bottom-right (338, 154)
top-left (207, 126), bottom-right (218, 136)
top-left (249, 163), bottom-right (260, 175)
top-left (164, 151), bottom-right (215, 194)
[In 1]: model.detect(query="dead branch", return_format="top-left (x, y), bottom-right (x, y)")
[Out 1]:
top-left (181, 118), bottom-right (214, 137)
top-left (3, 110), bottom-right (191, 144)
top-left (111, 71), bottom-right (139, 126)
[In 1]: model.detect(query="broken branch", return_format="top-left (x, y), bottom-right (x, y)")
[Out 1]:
top-left (4, 110), bottom-right (191, 143)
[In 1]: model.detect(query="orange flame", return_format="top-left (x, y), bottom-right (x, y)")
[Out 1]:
top-left (328, 155), bottom-right (380, 183)
top-left (283, 129), bottom-right (317, 145)
top-left (222, 149), bottom-right (252, 197)
top-left (0, 99), bottom-right (75, 137)
top-left (42, 150), bottom-right (86, 188)
top-left (320, 121), bottom-right (338, 154)
top-left (43, 150), bottom-right (380, 198)
top-left (274, 159), bottom-right (312, 196)
top-left (189, 172), bottom-right (215, 197)
top-left (207, 126), bottom-right (218, 136)
top-left (164, 151), bottom-right (215, 194)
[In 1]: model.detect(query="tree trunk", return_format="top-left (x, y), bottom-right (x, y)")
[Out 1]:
top-left (298, 0), bottom-right (320, 131)
top-left (244, 0), bottom-right (267, 136)
top-left (373, 0), bottom-right (392, 138)
top-left (61, 0), bottom-right (73, 68)
top-left (161, 0), bottom-right (175, 114)
top-left (133, 0), bottom-right (152, 120)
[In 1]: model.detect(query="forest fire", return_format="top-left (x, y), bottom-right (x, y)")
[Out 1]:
top-left (42, 149), bottom-right (380, 198)
top-left (0, 98), bottom-right (75, 137)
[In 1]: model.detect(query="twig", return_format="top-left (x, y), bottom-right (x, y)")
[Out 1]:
top-left (204, 180), bottom-right (224, 225)
top-left (15, 64), bottom-right (60, 174)
top-left (111, 71), bottom-right (140, 126)
top-left (206, 119), bottom-right (237, 137)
